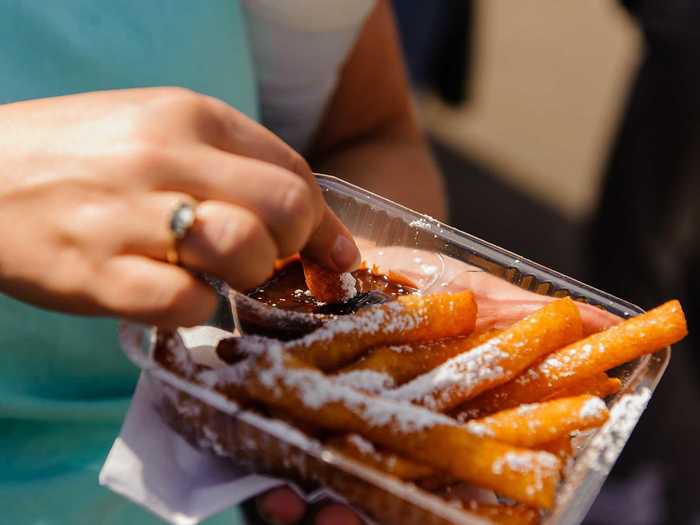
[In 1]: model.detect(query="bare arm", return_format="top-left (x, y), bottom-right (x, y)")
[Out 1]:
top-left (308, 0), bottom-right (447, 220)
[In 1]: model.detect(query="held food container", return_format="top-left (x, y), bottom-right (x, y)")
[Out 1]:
top-left (121, 175), bottom-right (669, 525)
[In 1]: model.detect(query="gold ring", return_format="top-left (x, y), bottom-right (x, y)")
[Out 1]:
top-left (167, 201), bottom-right (196, 265)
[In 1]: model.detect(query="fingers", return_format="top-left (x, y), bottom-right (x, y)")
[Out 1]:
top-left (302, 206), bottom-right (361, 272)
top-left (136, 89), bottom-right (361, 274)
top-left (255, 488), bottom-right (363, 525)
top-left (175, 93), bottom-right (322, 228)
top-left (180, 201), bottom-right (277, 290)
top-left (94, 255), bottom-right (217, 327)
top-left (198, 96), bottom-right (362, 271)
top-left (124, 194), bottom-right (279, 291)
top-left (314, 504), bottom-right (363, 525)
top-left (160, 152), bottom-right (316, 258)
top-left (151, 149), bottom-right (360, 272)
top-left (256, 487), bottom-right (306, 525)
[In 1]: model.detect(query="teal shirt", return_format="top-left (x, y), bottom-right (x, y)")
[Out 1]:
top-left (0, 1), bottom-right (257, 523)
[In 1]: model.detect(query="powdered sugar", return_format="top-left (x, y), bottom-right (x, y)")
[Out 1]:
top-left (386, 338), bottom-right (508, 410)
top-left (294, 303), bottom-right (397, 348)
top-left (288, 300), bottom-right (429, 355)
top-left (491, 450), bottom-right (560, 497)
top-left (347, 434), bottom-right (377, 456)
top-left (197, 359), bottom-right (251, 388)
top-left (389, 345), bottom-right (414, 354)
top-left (585, 388), bottom-right (651, 472)
top-left (339, 272), bottom-right (358, 301)
top-left (260, 415), bottom-right (318, 449)
top-left (579, 344), bottom-right (593, 360)
top-left (344, 435), bottom-right (402, 469)
top-left (258, 344), bottom-right (456, 433)
top-left (579, 397), bottom-right (606, 419)
top-left (542, 357), bottom-right (563, 370)
top-left (515, 368), bottom-right (540, 385)
top-left (516, 403), bottom-right (539, 415)
top-left (492, 452), bottom-right (528, 475)
top-left (465, 421), bottom-right (494, 437)
top-left (166, 336), bottom-right (197, 376)
top-left (517, 342), bottom-right (600, 386)
top-left (491, 451), bottom-right (558, 475)
top-left (201, 425), bottom-right (228, 456)
top-left (334, 370), bottom-right (396, 393)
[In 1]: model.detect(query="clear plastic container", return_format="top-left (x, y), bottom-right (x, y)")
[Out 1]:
top-left (122, 175), bottom-right (670, 525)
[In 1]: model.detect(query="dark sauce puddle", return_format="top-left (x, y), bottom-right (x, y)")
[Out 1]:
top-left (246, 259), bottom-right (417, 315)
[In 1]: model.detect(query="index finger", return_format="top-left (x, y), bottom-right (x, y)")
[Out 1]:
top-left (198, 95), bottom-right (360, 272)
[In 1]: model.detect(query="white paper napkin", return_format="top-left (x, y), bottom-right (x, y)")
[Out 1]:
top-left (99, 374), bottom-right (288, 524)
top-left (100, 326), bottom-right (355, 525)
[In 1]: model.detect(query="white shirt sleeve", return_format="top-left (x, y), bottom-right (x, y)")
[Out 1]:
top-left (241, 0), bottom-right (375, 153)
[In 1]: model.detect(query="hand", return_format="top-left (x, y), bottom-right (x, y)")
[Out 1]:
top-left (0, 88), bottom-right (359, 326)
top-left (256, 487), bottom-right (362, 525)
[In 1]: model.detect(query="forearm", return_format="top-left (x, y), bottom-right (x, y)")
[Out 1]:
top-left (311, 130), bottom-right (447, 221)
top-left (307, 1), bottom-right (446, 221)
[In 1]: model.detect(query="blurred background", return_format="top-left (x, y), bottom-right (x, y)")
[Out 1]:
top-left (394, 0), bottom-right (638, 277)
top-left (391, 1), bottom-right (700, 524)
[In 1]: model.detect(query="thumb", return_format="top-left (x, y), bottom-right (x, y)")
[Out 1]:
top-left (302, 205), bottom-right (360, 272)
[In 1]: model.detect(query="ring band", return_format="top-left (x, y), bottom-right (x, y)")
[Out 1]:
top-left (167, 201), bottom-right (197, 265)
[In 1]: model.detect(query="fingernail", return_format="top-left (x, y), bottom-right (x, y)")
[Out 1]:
top-left (331, 235), bottom-right (361, 272)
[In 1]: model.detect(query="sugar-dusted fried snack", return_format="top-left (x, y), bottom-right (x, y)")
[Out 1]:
top-left (242, 346), bottom-right (561, 508)
top-left (336, 329), bottom-right (502, 389)
top-left (542, 373), bottom-right (621, 402)
top-left (152, 329), bottom-right (202, 378)
top-left (215, 337), bottom-right (249, 364)
top-left (458, 374), bottom-right (621, 421)
top-left (288, 290), bottom-right (478, 371)
top-left (266, 407), bottom-right (323, 437)
top-left (301, 256), bottom-right (358, 303)
top-left (539, 436), bottom-right (573, 462)
top-left (385, 298), bottom-right (583, 412)
top-left (464, 395), bottom-right (608, 448)
top-left (457, 300), bottom-right (687, 416)
top-left (327, 434), bottom-right (435, 480)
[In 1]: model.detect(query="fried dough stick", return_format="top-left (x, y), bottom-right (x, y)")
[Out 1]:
top-left (326, 434), bottom-right (435, 480)
top-left (301, 256), bottom-right (358, 303)
top-left (464, 395), bottom-right (608, 448)
top-left (336, 329), bottom-right (502, 387)
top-left (457, 374), bottom-right (621, 421)
top-left (539, 436), bottom-right (573, 461)
top-left (242, 347), bottom-right (561, 508)
top-left (541, 373), bottom-right (621, 402)
top-left (289, 290), bottom-right (478, 371)
top-left (457, 300), bottom-right (687, 417)
top-left (386, 298), bottom-right (583, 411)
